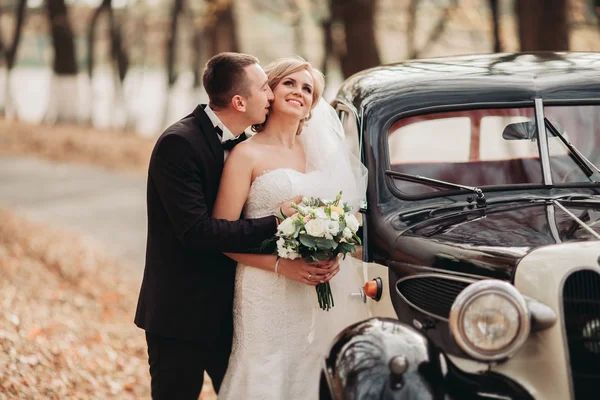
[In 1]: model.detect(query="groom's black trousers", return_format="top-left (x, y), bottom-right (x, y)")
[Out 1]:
top-left (145, 331), bottom-right (232, 399)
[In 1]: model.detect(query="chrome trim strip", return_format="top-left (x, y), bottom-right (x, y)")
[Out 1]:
top-left (534, 98), bottom-right (553, 185)
top-left (397, 273), bottom-right (478, 285)
top-left (391, 262), bottom-right (487, 281)
top-left (395, 274), bottom-right (477, 322)
top-left (547, 204), bottom-right (563, 243)
top-left (553, 200), bottom-right (600, 239)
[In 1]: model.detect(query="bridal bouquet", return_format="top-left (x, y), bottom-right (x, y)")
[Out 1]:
top-left (264, 191), bottom-right (362, 311)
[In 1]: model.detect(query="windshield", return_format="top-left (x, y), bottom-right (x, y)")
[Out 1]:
top-left (387, 105), bottom-right (600, 196)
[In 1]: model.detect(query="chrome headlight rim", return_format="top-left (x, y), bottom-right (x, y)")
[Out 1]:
top-left (449, 279), bottom-right (531, 362)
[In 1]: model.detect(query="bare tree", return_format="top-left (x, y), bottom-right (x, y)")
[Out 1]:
top-left (87, 0), bottom-right (132, 129)
top-left (252, 0), bottom-right (306, 58)
top-left (162, 0), bottom-right (185, 128)
top-left (45, 0), bottom-right (80, 123)
top-left (516, 0), bottom-right (569, 51)
top-left (406, 0), bottom-right (418, 59)
top-left (0, 0), bottom-right (27, 119)
top-left (489, 0), bottom-right (502, 52)
top-left (205, 0), bottom-right (239, 57)
top-left (407, 0), bottom-right (458, 60)
top-left (331, 0), bottom-right (381, 78)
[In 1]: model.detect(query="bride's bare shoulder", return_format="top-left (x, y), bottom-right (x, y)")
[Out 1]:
top-left (226, 135), bottom-right (265, 166)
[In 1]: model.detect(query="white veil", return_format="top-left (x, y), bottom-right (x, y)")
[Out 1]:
top-left (298, 99), bottom-right (370, 349)
top-left (298, 98), bottom-right (368, 212)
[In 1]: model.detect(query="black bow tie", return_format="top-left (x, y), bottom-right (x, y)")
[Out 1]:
top-left (221, 132), bottom-right (248, 151)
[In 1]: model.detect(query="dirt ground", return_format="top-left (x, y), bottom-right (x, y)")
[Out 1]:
top-left (0, 119), bottom-right (154, 175)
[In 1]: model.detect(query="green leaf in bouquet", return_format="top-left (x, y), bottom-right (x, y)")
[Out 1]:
top-left (334, 191), bottom-right (343, 206)
top-left (299, 234), bottom-right (317, 249)
top-left (353, 232), bottom-right (362, 245)
top-left (260, 236), bottom-right (278, 253)
top-left (315, 238), bottom-right (337, 251)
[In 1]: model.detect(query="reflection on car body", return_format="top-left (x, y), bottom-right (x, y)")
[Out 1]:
top-left (321, 52), bottom-right (600, 400)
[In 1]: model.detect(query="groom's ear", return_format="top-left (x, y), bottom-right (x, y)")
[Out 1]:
top-left (231, 95), bottom-right (246, 112)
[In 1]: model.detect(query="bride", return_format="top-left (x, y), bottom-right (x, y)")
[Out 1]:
top-left (213, 56), bottom-right (369, 399)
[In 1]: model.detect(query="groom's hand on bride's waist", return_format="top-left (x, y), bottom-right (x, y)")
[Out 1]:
top-left (278, 256), bottom-right (341, 287)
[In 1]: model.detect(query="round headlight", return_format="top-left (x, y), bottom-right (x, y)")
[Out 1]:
top-left (449, 280), bottom-right (530, 361)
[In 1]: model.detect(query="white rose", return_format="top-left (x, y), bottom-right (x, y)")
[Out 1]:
top-left (345, 214), bottom-right (360, 232)
top-left (342, 227), bottom-right (353, 239)
top-left (277, 218), bottom-right (296, 236)
top-left (330, 211), bottom-right (340, 220)
top-left (305, 219), bottom-right (326, 237)
top-left (314, 208), bottom-right (327, 219)
top-left (327, 220), bottom-right (340, 236)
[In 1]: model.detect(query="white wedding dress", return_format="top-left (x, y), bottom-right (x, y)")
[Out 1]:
top-left (217, 168), bottom-right (370, 400)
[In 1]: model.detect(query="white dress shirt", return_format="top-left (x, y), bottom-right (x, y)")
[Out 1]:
top-left (204, 105), bottom-right (235, 160)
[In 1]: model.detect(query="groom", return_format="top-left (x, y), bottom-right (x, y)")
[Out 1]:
top-left (134, 52), bottom-right (337, 400)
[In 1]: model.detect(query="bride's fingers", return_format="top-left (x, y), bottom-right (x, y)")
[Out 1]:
top-left (309, 267), bottom-right (329, 278)
top-left (323, 266), bottom-right (341, 282)
top-left (302, 278), bottom-right (319, 286)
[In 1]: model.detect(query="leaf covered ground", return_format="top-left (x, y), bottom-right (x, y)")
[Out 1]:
top-left (0, 210), bottom-right (216, 399)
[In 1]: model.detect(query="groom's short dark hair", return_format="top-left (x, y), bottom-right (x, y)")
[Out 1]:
top-left (203, 52), bottom-right (259, 110)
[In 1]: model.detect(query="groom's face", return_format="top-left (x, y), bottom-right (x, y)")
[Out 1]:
top-left (242, 64), bottom-right (274, 125)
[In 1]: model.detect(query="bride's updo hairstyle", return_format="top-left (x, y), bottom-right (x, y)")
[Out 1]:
top-left (252, 56), bottom-right (325, 135)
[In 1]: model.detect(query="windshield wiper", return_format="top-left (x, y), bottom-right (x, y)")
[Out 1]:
top-left (545, 118), bottom-right (600, 180)
top-left (386, 170), bottom-right (487, 207)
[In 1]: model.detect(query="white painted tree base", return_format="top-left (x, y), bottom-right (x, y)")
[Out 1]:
top-left (44, 75), bottom-right (84, 124)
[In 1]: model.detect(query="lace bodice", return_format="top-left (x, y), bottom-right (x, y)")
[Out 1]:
top-left (243, 168), bottom-right (343, 219)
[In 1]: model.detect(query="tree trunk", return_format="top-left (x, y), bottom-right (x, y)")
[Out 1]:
top-left (489, 0), bottom-right (502, 52)
top-left (163, 0), bottom-right (184, 130)
top-left (406, 0), bottom-right (418, 59)
top-left (206, 0), bottom-right (239, 58)
top-left (321, 17), bottom-right (333, 76)
top-left (166, 0), bottom-right (184, 87)
top-left (516, 0), bottom-right (569, 51)
top-left (1, 0), bottom-right (27, 119)
top-left (332, 0), bottom-right (381, 78)
top-left (45, 0), bottom-right (80, 123)
top-left (411, 0), bottom-right (457, 59)
top-left (87, 0), bottom-right (110, 78)
top-left (46, 0), bottom-right (77, 75)
top-left (191, 25), bottom-right (203, 90)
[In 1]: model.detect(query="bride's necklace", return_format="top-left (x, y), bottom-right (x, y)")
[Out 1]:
top-left (263, 132), bottom-right (295, 149)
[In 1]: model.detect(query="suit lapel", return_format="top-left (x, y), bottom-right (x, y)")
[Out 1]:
top-left (193, 104), bottom-right (224, 163)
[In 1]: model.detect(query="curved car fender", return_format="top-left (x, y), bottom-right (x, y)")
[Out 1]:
top-left (322, 317), bottom-right (449, 400)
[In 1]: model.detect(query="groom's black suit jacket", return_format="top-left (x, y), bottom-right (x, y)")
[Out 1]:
top-left (135, 105), bottom-right (277, 341)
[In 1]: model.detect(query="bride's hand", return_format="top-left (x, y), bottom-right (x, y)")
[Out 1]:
top-left (278, 256), bottom-right (341, 286)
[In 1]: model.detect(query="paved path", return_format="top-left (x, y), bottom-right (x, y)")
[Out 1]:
top-left (0, 156), bottom-right (147, 270)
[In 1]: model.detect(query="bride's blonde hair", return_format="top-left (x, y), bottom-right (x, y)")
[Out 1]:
top-left (252, 56), bottom-right (325, 135)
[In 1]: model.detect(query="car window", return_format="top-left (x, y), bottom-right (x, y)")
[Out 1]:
top-left (389, 117), bottom-right (471, 163)
top-left (387, 107), bottom-right (543, 195)
top-left (544, 105), bottom-right (600, 183)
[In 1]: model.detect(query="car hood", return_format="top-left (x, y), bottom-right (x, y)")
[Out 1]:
top-left (394, 200), bottom-right (600, 280)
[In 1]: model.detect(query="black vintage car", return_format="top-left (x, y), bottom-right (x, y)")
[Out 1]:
top-left (322, 52), bottom-right (600, 400)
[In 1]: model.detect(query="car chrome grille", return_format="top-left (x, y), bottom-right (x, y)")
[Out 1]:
top-left (563, 269), bottom-right (600, 399)
top-left (396, 276), bottom-right (471, 320)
